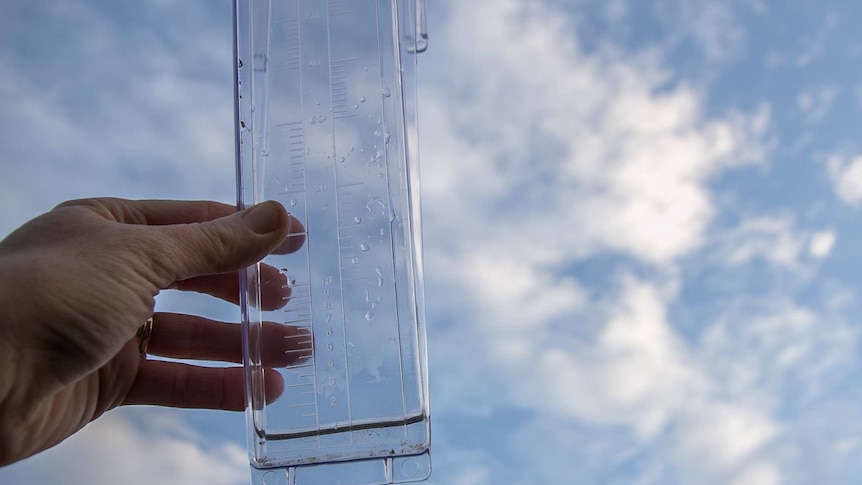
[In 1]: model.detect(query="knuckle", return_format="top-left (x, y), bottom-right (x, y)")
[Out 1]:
top-left (53, 198), bottom-right (148, 224)
top-left (196, 223), bottom-right (236, 273)
top-left (53, 197), bottom-right (99, 210)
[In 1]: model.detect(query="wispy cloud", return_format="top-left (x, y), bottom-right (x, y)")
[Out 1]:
top-left (3, 1), bottom-right (861, 484)
top-left (809, 230), bottom-right (836, 258)
top-left (0, 0), bottom-right (236, 235)
top-left (423, 0), bottom-right (769, 269)
top-left (655, 0), bottom-right (747, 62)
top-left (714, 215), bottom-right (834, 267)
top-left (827, 154), bottom-right (862, 206)
top-left (420, 0), bottom-right (858, 483)
top-left (797, 86), bottom-right (838, 123)
top-left (0, 408), bottom-right (248, 485)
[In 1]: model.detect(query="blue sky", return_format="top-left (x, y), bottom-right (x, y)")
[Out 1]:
top-left (3, 0), bottom-right (862, 484)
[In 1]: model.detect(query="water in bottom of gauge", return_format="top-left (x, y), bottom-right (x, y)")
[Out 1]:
top-left (263, 412), bottom-right (426, 441)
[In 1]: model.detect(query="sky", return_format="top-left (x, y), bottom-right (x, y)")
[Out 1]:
top-left (2, 0), bottom-right (862, 484)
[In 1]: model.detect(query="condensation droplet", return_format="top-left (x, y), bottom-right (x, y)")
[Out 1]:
top-left (375, 266), bottom-right (384, 286)
top-left (382, 85), bottom-right (391, 97)
top-left (384, 132), bottom-right (391, 145)
top-left (238, 59), bottom-right (244, 68)
top-left (354, 216), bottom-right (362, 224)
top-left (289, 199), bottom-right (297, 206)
top-left (366, 198), bottom-right (386, 215)
top-left (351, 257), bottom-right (358, 264)
top-left (360, 243), bottom-right (369, 251)
top-left (359, 96), bottom-right (367, 103)
top-left (339, 156), bottom-right (346, 163)
top-left (380, 228), bottom-right (385, 236)
top-left (365, 311), bottom-right (374, 321)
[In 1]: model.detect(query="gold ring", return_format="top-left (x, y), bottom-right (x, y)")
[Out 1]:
top-left (137, 316), bottom-right (154, 355)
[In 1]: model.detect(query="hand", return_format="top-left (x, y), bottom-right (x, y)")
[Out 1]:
top-left (0, 198), bottom-right (307, 466)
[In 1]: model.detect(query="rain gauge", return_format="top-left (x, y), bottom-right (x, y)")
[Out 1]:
top-left (234, 0), bottom-right (430, 484)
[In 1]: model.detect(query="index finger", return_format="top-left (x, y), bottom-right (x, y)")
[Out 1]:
top-left (56, 198), bottom-right (236, 225)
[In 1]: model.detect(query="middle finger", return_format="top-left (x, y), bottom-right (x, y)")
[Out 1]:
top-left (147, 312), bottom-right (313, 367)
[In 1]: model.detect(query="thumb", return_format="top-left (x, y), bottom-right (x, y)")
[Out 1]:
top-left (146, 201), bottom-right (293, 282)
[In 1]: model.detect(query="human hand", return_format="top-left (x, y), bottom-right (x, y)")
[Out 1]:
top-left (0, 198), bottom-right (308, 465)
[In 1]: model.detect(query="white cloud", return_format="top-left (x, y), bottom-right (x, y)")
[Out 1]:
top-left (528, 278), bottom-right (703, 438)
top-left (809, 230), bottom-right (836, 258)
top-left (0, 408), bottom-right (248, 485)
top-left (674, 402), bottom-right (779, 470)
top-left (701, 298), bottom-right (858, 403)
top-left (827, 154), bottom-right (862, 206)
top-left (730, 462), bottom-right (781, 485)
top-left (449, 466), bottom-right (491, 485)
top-left (4, 0), bottom-right (857, 483)
top-left (712, 215), bottom-right (836, 267)
top-left (423, 0), bottom-right (769, 271)
top-left (416, 1), bottom-right (862, 481)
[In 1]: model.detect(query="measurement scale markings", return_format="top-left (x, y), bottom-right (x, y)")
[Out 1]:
top-left (286, 381), bottom-right (314, 387)
top-left (333, 113), bottom-right (358, 120)
top-left (282, 305), bottom-right (309, 312)
top-left (287, 402), bottom-right (315, 408)
top-left (286, 351), bottom-right (314, 360)
top-left (329, 68), bottom-right (355, 118)
top-left (282, 315), bottom-right (312, 321)
top-left (273, 20), bottom-right (300, 70)
top-left (327, 0), bottom-right (353, 15)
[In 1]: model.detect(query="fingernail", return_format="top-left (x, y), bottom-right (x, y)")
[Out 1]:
top-left (242, 201), bottom-right (284, 234)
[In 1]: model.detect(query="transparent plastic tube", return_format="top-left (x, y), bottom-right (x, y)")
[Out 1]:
top-left (233, 1), bottom-right (430, 484)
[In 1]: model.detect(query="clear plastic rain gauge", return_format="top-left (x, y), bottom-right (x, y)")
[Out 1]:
top-left (233, 0), bottom-right (430, 484)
